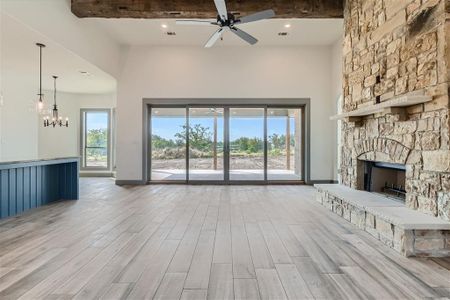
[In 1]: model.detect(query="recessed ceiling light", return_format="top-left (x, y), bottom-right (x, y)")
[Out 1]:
top-left (284, 24), bottom-right (291, 28)
top-left (161, 24), bottom-right (168, 29)
top-left (79, 71), bottom-right (92, 76)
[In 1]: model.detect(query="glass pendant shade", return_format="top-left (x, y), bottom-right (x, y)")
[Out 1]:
top-left (36, 43), bottom-right (45, 111)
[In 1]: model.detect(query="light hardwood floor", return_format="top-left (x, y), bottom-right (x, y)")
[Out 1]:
top-left (1, 178), bottom-right (450, 299)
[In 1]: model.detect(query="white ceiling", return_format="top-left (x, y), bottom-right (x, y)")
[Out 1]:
top-left (1, 0), bottom-right (343, 96)
top-left (1, 13), bottom-right (117, 94)
top-left (90, 18), bottom-right (343, 47)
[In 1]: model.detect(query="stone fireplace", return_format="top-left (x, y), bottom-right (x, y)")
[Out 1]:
top-left (339, 0), bottom-right (450, 222)
top-left (362, 160), bottom-right (406, 201)
top-left (315, 0), bottom-right (450, 257)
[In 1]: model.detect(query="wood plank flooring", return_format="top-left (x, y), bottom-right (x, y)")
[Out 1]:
top-left (0, 178), bottom-right (450, 299)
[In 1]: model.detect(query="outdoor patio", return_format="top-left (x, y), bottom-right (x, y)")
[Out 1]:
top-left (151, 169), bottom-right (303, 181)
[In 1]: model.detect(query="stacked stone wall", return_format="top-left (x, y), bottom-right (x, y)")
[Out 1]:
top-left (342, 0), bottom-right (450, 220)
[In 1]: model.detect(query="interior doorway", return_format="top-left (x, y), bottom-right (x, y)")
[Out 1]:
top-left (148, 103), bottom-right (306, 184)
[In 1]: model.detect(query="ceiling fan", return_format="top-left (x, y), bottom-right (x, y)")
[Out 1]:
top-left (176, 0), bottom-right (275, 48)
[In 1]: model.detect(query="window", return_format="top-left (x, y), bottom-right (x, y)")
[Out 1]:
top-left (81, 109), bottom-right (111, 170)
top-left (148, 105), bottom-right (306, 183)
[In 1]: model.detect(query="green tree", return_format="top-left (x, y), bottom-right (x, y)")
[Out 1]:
top-left (86, 128), bottom-right (107, 160)
top-left (175, 124), bottom-right (213, 152)
top-left (269, 134), bottom-right (285, 150)
top-left (152, 134), bottom-right (176, 150)
top-left (87, 128), bottom-right (107, 147)
top-left (247, 137), bottom-right (263, 153)
top-left (268, 134), bottom-right (295, 151)
top-left (232, 137), bottom-right (263, 153)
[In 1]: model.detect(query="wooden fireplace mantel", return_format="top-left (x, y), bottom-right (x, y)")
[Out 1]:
top-left (330, 93), bottom-right (432, 121)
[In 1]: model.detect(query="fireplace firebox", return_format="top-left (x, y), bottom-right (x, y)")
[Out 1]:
top-left (363, 161), bottom-right (406, 202)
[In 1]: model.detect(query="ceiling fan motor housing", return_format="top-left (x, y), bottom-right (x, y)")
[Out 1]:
top-left (217, 13), bottom-right (237, 27)
top-left (176, 0), bottom-right (275, 47)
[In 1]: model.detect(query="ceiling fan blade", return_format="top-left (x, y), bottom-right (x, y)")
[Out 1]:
top-left (176, 20), bottom-right (218, 26)
top-left (214, 0), bottom-right (228, 21)
top-left (230, 27), bottom-right (258, 45)
top-left (205, 28), bottom-right (224, 48)
top-left (237, 9), bottom-right (275, 24)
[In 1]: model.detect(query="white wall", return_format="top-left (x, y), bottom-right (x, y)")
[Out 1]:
top-left (0, 11), bottom-right (38, 160)
top-left (38, 92), bottom-right (79, 159)
top-left (1, 0), bottom-right (121, 78)
top-left (0, 73), bottom-right (39, 161)
top-left (0, 80), bottom-right (115, 162)
top-left (0, 8), bottom-right (117, 162)
top-left (331, 39), bottom-right (343, 180)
top-left (117, 46), bottom-right (337, 181)
top-left (38, 92), bottom-right (116, 159)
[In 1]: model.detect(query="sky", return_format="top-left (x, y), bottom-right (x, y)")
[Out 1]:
top-left (86, 111), bottom-right (297, 141)
top-left (152, 116), bottom-right (296, 142)
top-left (86, 112), bottom-right (108, 130)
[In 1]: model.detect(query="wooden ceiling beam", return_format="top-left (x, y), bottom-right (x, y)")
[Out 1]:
top-left (71, 0), bottom-right (343, 19)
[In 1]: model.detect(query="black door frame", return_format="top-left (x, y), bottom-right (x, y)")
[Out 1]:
top-left (144, 99), bottom-right (310, 185)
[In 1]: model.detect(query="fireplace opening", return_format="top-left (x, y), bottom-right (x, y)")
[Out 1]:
top-left (363, 161), bottom-right (406, 202)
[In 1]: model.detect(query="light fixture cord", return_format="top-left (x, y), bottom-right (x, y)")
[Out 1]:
top-left (39, 46), bottom-right (42, 97)
top-left (53, 76), bottom-right (56, 106)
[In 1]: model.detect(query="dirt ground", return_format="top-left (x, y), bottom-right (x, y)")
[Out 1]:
top-left (151, 155), bottom-right (296, 170)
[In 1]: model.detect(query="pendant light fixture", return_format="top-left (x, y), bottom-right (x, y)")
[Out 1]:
top-left (36, 43), bottom-right (45, 111)
top-left (43, 76), bottom-right (69, 127)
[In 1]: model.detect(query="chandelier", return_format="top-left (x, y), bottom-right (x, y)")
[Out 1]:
top-left (43, 76), bottom-right (69, 127)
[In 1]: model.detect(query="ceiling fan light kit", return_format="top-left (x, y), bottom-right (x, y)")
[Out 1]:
top-left (176, 0), bottom-right (275, 48)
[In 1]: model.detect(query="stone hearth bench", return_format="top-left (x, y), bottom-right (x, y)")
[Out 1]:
top-left (315, 184), bottom-right (450, 257)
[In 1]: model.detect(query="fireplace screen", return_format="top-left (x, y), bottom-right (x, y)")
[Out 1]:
top-left (363, 161), bottom-right (406, 201)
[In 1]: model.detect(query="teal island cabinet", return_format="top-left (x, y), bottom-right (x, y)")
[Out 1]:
top-left (0, 157), bottom-right (79, 219)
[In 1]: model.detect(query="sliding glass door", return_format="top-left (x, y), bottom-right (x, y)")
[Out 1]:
top-left (150, 108), bottom-right (187, 181)
top-left (229, 108), bottom-right (265, 181)
top-left (188, 107), bottom-right (225, 181)
top-left (149, 105), bottom-right (304, 183)
top-left (267, 108), bottom-right (303, 181)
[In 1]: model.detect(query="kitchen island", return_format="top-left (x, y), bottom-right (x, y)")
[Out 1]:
top-left (0, 157), bottom-right (79, 219)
